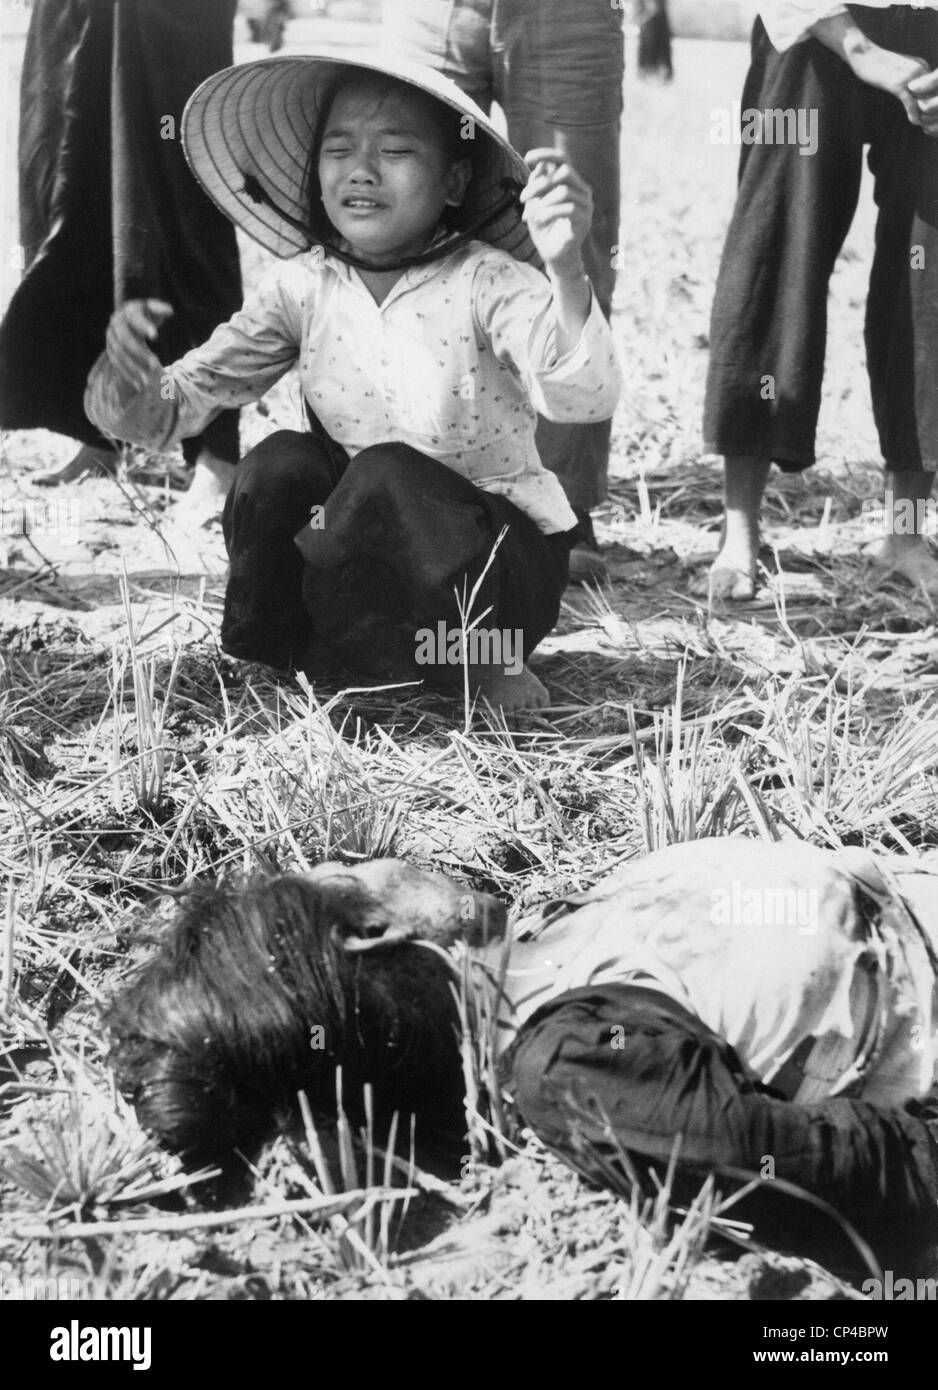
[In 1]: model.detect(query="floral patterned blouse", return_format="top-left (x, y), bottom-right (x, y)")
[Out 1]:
top-left (85, 240), bottom-right (621, 534)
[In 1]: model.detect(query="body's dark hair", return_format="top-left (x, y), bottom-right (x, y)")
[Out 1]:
top-left (105, 876), bottom-right (465, 1170)
top-left (304, 70), bottom-right (476, 248)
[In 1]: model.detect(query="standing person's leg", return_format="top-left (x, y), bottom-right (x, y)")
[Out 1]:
top-left (863, 11), bottom-right (938, 591)
top-left (0, 0), bottom-right (121, 479)
top-left (221, 431), bottom-right (347, 672)
top-left (638, 1), bottom-right (674, 83)
top-left (296, 443), bottom-right (569, 710)
top-left (28, 1), bottom-right (121, 482)
top-left (704, 22), bottom-right (865, 599)
top-left (112, 0), bottom-right (242, 519)
top-left (6, 0), bottom-right (243, 494)
top-left (503, 984), bottom-right (938, 1278)
top-left (494, 0), bottom-right (624, 581)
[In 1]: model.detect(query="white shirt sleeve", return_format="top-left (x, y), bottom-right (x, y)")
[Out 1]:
top-left (471, 254), bottom-right (621, 425)
top-left (759, 2), bottom-right (849, 52)
top-left (84, 259), bottom-right (311, 452)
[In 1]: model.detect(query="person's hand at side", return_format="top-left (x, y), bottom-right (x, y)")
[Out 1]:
top-left (907, 68), bottom-right (938, 137)
top-left (844, 45), bottom-right (931, 125)
top-left (811, 14), bottom-right (930, 127)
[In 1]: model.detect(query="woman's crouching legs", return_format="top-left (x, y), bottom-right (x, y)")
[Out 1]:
top-left (296, 442), bottom-right (569, 705)
top-left (220, 430), bottom-right (344, 671)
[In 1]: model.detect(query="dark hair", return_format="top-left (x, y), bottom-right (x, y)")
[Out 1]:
top-left (303, 69), bottom-right (477, 247)
top-left (105, 876), bottom-right (465, 1171)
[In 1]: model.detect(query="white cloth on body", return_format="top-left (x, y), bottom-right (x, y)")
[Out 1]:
top-left (496, 837), bottom-right (938, 1108)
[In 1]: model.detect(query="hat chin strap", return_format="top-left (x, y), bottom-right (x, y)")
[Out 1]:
top-left (242, 172), bottom-right (523, 272)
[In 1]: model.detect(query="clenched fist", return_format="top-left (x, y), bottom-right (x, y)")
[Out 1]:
top-left (520, 148), bottom-right (593, 279)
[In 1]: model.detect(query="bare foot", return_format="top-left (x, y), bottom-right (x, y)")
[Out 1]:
top-left (174, 451), bottom-right (236, 528)
top-left (869, 537), bottom-right (938, 593)
top-left (708, 538), bottom-right (757, 601)
top-left (35, 444), bottom-right (118, 487)
top-left (471, 662), bottom-right (549, 713)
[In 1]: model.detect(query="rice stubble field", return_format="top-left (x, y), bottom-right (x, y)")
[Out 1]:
top-left (1, 32), bottom-right (936, 1304)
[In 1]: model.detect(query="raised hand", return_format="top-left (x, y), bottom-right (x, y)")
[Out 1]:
top-left (105, 298), bottom-right (174, 391)
top-left (520, 148), bottom-right (593, 278)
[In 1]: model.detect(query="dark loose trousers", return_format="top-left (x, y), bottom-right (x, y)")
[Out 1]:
top-left (221, 431), bottom-right (570, 684)
top-left (637, 2), bottom-right (674, 82)
top-left (383, 0), bottom-right (624, 510)
top-left (704, 9), bottom-right (938, 472)
top-left (503, 984), bottom-right (938, 1278)
top-left (0, 0), bottom-right (241, 464)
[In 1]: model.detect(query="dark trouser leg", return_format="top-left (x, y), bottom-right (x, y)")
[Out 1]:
top-left (385, 0), bottom-right (622, 512)
top-left (221, 430), bottom-right (345, 670)
top-left (703, 21), bottom-right (865, 470)
top-left (864, 13), bottom-right (938, 472)
top-left (502, 985), bottom-right (938, 1278)
top-left (638, 8), bottom-right (673, 80)
top-left (0, 0), bottom-right (115, 446)
top-left (496, 0), bottom-right (623, 510)
top-left (0, 0), bottom-right (241, 450)
top-left (296, 443), bottom-right (569, 687)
